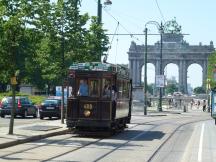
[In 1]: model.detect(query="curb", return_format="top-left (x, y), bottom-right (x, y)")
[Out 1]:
top-left (0, 129), bottom-right (69, 149)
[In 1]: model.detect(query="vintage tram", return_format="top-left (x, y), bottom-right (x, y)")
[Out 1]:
top-left (66, 62), bottom-right (132, 132)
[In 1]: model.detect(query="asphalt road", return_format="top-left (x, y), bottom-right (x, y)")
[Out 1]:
top-left (0, 108), bottom-right (214, 162)
top-left (150, 120), bottom-right (216, 162)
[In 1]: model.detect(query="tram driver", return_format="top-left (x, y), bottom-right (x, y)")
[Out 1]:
top-left (77, 79), bottom-right (88, 96)
top-left (103, 84), bottom-right (111, 98)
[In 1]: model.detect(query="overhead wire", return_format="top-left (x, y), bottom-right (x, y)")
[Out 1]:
top-left (114, 26), bottom-right (119, 65)
top-left (102, 6), bottom-right (144, 44)
top-left (103, 22), bottom-right (119, 62)
top-left (155, 0), bottom-right (166, 22)
top-left (92, 0), bottom-right (144, 44)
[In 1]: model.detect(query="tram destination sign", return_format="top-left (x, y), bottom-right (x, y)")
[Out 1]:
top-left (69, 62), bottom-right (129, 78)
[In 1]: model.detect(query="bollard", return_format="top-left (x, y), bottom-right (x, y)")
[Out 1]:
top-left (183, 105), bottom-right (186, 112)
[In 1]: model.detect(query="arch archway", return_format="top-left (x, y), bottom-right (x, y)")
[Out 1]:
top-left (187, 64), bottom-right (203, 95)
top-left (164, 63), bottom-right (179, 83)
top-left (141, 63), bottom-right (155, 95)
top-left (128, 34), bottom-right (214, 95)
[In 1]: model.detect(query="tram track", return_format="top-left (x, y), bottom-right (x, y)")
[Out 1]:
top-left (147, 118), bottom-right (211, 162)
top-left (41, 115), bottom-right (206, 162)
top-left (0, 114), bottom-right (211, 162)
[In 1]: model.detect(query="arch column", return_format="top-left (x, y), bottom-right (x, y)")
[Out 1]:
top-left (132, 59), bottom-right (140, 87)
top-left (183, 61), bottom-right (188, 94)
top-left (131, 59), bottom-right (136, 87)
top-left (179, 60), bottom-right (187, 94)
top-left (202, 60), bottom-right (208, 90)
top-left (129, 59), bottom-right (132, 79)
top-left (136, 61), bottom-right (141, 86)
top-left (154, 60), bottom-right (161, 96)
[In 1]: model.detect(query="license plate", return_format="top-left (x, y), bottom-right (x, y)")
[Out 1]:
top-left (46, 107), bottom-right (54, 109)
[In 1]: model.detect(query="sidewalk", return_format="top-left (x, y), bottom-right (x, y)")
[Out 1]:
top-left (132, 100), bottom-right (185, 115)
top-left (0, 120), bottom-right (68, 149)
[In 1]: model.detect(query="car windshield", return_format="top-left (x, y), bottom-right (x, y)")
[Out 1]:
top-left (44, 100), bottom-right (59, 105)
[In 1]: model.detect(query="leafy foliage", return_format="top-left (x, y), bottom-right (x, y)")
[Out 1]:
top-left (207, 51), bottom-right (216, 89)
top-left (0, 0), bottom-right (109, 92)
top-left (165, 78), bottom-right (178, 95)
top-left (193, 86), bottom-right (206, 94)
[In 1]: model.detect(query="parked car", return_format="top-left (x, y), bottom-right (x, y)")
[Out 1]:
top-left (39, 96), bottom-right (64, 119)
top-left (0, 96), bottom-right (37, 118)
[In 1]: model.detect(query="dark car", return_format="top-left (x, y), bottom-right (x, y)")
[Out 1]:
top-left (39, 97), bottom-right (63, 119)
top-left (0, 96), bottom-right (37, 118)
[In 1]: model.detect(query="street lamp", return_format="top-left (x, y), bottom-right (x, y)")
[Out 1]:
top-left (143, 27), bottom-right (148, 115)
top-left (144, 21), bottom-right (164, 113)
top-left (97, 0), bottom-right (112, 24)
top-left (97, 0), bottom-right (112, 61)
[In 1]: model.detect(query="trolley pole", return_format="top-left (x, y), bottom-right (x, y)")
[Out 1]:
top-left (144, 28), bottom-right (148, 115)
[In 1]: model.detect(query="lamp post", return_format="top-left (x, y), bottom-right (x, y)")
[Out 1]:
top-left (144, 21), bottom-right (164, 112)
top-left (143, 27), bottom-right (148, 115)
top-left (158, 22), bottom-right (163, 112)
top-left (97, 0), bottom-right (112, 61)
top-left (97, 0), bottom-right (112, 24)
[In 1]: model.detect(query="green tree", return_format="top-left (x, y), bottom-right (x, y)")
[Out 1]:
top-left (207, 51), bottom-right (216, 89)
top-left (0, 0), bottom-right (110, 92)
top-left (193, 86), bottom-right (206, 94)
top-left (165, 78), bottom-right (178, 95)
top-left (0, 0), bottom-right (29, 88)
top-left (147, 83), bottom-right (154, 95)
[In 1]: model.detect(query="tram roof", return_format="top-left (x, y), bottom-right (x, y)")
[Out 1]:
top-left (69, 62), bottom-right (129, 77)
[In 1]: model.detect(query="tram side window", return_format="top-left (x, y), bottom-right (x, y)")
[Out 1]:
top-left (77, 79), bottom-right (89, 96)
top-left (89, 79), bottom-right (100, 97)
top-left (117, 80), bottom-right (123, 99)
top-left (123, 81), bottom-right (129, 98)
top-left (102, 79), bottom-right (111, 98)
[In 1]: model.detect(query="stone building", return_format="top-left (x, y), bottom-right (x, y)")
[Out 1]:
top-left (128, 22), bottom-right (214, 96)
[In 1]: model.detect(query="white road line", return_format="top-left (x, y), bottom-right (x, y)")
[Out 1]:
top-left (198, 123), bottom-right (205, 162)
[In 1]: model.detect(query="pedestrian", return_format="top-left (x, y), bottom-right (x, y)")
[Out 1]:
top-left (168, 98), bottom-right (172, 108)
top-left (190, 100), bottom-right (193, 109)
top-left (197, 100), bottom-right (200, 109)
top-left (202, 100), bottom-right (206, 112)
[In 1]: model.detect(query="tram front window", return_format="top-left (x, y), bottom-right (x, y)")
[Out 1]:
top-left (102, 79), bottom-right (111, 98)
top-left (89, 79), bottom-right (100, 97)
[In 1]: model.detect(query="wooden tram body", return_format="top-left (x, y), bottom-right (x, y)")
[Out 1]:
top-left (66, 62), bottom-right (132, 131)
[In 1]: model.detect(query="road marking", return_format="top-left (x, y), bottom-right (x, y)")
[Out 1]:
top-left (198, 123), bottom-right (205, 162)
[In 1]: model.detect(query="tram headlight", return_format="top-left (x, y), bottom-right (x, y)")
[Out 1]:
top-left (83, 104), bottom-right (93, 110)
top-left (84, 110), bottom-right (91, 117)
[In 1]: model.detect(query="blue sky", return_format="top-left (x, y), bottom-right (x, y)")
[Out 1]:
top-left (80, 0), bottom-right (216, 88)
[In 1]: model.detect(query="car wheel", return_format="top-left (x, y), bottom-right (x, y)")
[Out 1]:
top-left (40, 115), bottom-right (44, 120)
top-left (33, 113), bottom-right (37, 118)
top-left (22, 110), bottom-right (27, 118)
top-left (49, 116), bottom-right (52, 119)
top-left (0, 114), bottom-right (5, 118)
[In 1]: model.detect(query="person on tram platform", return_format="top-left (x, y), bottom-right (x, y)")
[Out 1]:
top-left (78, 80), bottom-right (88, 96)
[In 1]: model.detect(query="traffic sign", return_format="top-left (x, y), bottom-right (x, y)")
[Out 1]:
top-left (156, 75), bottom-right (165, 87)
top-left (10, 77), bottom-right (17, 85)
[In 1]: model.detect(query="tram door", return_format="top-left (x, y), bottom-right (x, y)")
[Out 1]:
top-left (210, 90), bottom-right (216, 124)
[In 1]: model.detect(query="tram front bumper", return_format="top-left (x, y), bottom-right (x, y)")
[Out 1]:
top-left (67, 118), bottom-right (112, 128)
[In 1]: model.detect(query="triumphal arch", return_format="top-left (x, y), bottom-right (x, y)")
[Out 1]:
top-left (128, 20), bottom-right (214, 95)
